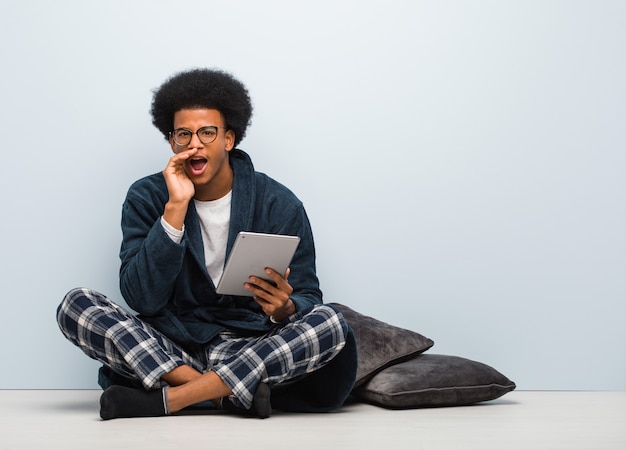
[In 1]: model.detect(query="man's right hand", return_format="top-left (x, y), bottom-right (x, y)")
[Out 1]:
top-left (162, 149), bottom-right (197, 230)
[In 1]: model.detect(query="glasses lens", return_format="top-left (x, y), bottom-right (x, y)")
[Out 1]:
top-left (172, 127), bottom-right (219, 146)
top-left (198, 126), bottom-right (218, 144)
top-left (173, 129), bottom-right (192, 146)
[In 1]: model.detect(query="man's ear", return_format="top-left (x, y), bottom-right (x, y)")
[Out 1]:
top-left (225, 129), bottom-right (236, 151)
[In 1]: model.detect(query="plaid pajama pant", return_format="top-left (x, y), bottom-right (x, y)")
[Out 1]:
top-left (57, 287), bottom-right (348, 409)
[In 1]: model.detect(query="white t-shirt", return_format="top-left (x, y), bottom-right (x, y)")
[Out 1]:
top-left (161, 191), bottom-right (232, 285)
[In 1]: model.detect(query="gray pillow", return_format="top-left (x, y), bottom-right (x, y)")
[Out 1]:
top-left (354, 354), bottom-right (516, 408)
top-left (329, 303), bottom-right (434, 387)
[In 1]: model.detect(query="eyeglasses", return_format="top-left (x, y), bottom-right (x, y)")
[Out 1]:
top-left (169, 126), bottom-right (225, 146)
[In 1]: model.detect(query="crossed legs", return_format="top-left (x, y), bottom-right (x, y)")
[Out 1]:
top-left (57, 288), bottom-right (348, 419)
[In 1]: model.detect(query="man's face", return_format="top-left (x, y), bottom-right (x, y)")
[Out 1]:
top-left (169, 108), bottom-right (235, 201)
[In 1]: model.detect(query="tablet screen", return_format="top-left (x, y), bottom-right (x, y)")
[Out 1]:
top-left (215, 231), bottom-right (301, 296)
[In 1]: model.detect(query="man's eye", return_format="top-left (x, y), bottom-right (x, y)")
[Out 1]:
top-left (176, 131), bottom-right (191, 139)
top-left (200, 129), bottom-right (217, 138)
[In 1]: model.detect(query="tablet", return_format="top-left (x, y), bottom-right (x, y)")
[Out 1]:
top-left (216, 231), bottom-right (301, 296)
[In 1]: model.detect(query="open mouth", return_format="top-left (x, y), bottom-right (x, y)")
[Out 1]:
top-left (188, 157), bottom-right (208, 176)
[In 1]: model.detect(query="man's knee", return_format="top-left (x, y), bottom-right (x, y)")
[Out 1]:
top-left (56, 287), bottom-right (110, 336)
top-left (58, 287), bottom-right (91, 319)
top-left (57, 287), bottom-right (88, 337)
top-left (317, 304), bottom-right (350, 339)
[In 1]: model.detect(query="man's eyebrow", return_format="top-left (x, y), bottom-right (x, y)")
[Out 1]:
top-left (174, 125), bottom-right (220, 129)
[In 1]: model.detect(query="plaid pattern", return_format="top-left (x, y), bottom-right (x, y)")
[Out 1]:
top-left (209, 304), bottom-right (347, 408)
top-left (57, 288), bottom-right (203, 388)
top-left (57, 288), bottom-right (347, 409)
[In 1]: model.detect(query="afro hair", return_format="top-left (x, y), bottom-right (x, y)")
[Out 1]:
top-left (150, 68), bottom-right (253, 148)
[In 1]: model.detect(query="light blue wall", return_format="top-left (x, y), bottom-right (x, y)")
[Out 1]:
top-left (1, 0), bottom-right (624, 390)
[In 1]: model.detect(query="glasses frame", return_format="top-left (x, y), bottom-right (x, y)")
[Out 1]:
top-left (169, 126), bottom-right (226, 146)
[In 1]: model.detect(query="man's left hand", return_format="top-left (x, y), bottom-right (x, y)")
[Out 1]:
top-left (245, 268), bottom-right (295, 322)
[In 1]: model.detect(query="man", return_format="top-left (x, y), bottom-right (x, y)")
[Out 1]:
top-left (57, 68), bottom-right (357, 420)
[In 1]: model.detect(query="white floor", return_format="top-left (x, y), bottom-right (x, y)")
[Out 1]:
top-left (1, 390), bottom-right (624, 450)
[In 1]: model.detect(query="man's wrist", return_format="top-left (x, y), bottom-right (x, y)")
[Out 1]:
top-left (163, 201), bottom-right (189, 231)
top-left (270, 299), bottom-right (296, 323)
top-left (161, 216), bottom-right (184, 243)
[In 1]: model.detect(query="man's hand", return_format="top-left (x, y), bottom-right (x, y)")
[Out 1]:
top-left (245, 268), bottom-right (296, 322)
top-left (162, 149), bottom-right (197, 229)
top-left (164, 149), bottom-right (197, 203)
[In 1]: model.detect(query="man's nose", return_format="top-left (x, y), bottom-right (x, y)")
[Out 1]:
top-left (188, 131), bottom-right (204, 148)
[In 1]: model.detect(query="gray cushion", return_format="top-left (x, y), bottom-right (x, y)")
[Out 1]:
top-left (329, 303), bottom-right (434, 387)
top-left (354, 354), bottom-right (516, 408)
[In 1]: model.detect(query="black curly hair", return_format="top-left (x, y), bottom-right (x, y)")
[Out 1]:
top-left (150, 68), bottom-right (253, 148)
